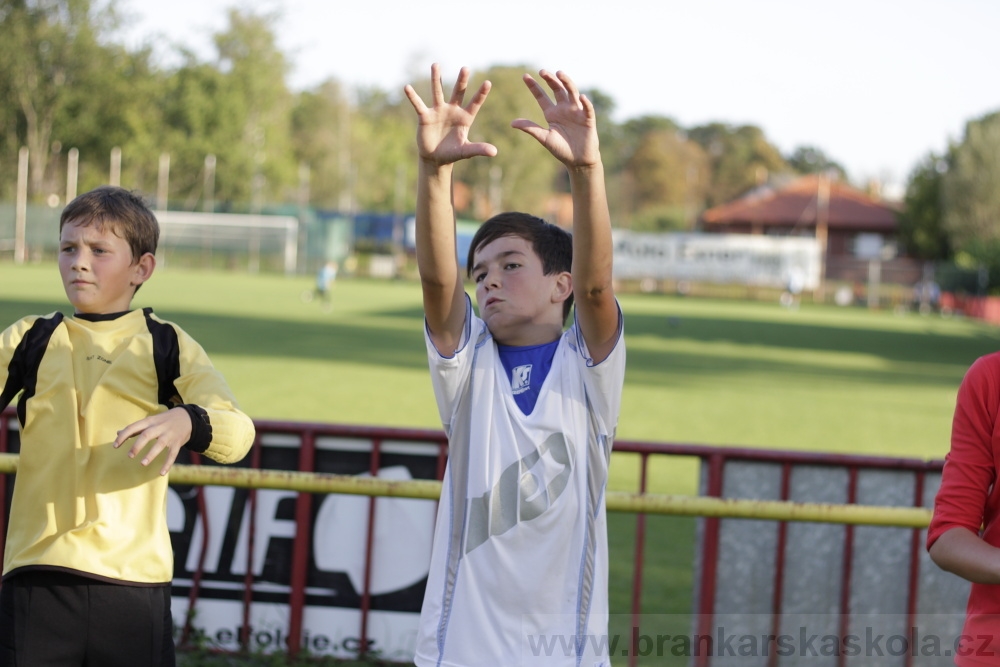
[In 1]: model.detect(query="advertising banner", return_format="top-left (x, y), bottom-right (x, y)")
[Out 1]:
top-left (612, 231), bottom-right (822, 290)
top-left (167, 434), bottom-right (440, 661)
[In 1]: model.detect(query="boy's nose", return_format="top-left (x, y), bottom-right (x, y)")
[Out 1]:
top-left (71, 253), bottom-right (90, 271)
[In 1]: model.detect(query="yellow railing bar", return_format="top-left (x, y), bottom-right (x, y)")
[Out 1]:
top-left (0, 453), bottom-right (932, 528)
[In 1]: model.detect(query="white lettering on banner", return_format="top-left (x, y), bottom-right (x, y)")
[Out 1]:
top-left (313, 466), bottom-right (435, 596)
top-left (612, 230), bottom-right (821, 289)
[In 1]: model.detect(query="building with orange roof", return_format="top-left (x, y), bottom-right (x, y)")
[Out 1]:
top-left (699, 174), bottom-right (921, 286)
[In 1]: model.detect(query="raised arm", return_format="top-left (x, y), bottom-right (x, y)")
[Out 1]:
top-left (404, 64), bottom-right (497, 355)
top-left (512, 70), bottom-right (618, 363)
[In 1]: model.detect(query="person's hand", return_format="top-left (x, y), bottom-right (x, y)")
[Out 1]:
top-left (404, 63), bottom-right (498, 166)
top-left (114, 407), bottom-right (193, 476)
top-left (512, 69), bottom-right (600, 169)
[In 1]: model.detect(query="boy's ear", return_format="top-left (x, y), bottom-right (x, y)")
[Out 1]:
top-left (551, 271), bottom-right (573, 304)
top-left (131, 252), bottom-right (156, 288)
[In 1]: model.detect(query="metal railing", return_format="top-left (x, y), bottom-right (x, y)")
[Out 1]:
top-left (0, 412), bottom-right (943, 666)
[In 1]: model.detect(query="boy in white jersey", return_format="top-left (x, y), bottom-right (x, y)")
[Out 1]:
top-left (0, 186), bottom-right (255, 666)
top-left (404, 65), bottom-right (625, 667)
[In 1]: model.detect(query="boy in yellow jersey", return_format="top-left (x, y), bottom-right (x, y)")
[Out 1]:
top-left (0, 186), bottom-right (256, 667)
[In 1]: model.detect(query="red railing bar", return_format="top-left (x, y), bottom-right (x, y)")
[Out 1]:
top-left (359, 438), bottom-right (383, 659)
top-left (837, 467), bottom-right (858, 667)
top-left (286, 430), bottom-right (317, 657)
top-left (768, 462), bottom-right (792, 667)
top-left (240, 434), bottom-right (264, 651)
top-left (628, 452), bottom-right (650, 667)
top-left (695, 453), bottom-right (725, 667)
top-left (904, 470), bottom-right (926, 667)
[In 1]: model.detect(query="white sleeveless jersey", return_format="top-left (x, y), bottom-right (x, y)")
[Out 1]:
top-left (414, 297), bottom-right (625, 667)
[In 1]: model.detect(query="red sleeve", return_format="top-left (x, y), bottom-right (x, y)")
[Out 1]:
top-left (927, 353), bottom-right (1000, 550)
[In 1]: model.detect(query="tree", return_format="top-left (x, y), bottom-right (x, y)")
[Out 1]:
top-left (210, 8), bottom-right (295, 209)
top-left (0, 0), bottom-right (123, 198)
top-left (786, 145), bottom-right (847, 180)
top-left (349, 86), bottom-right (416, 213)
top-left (899, 151), bottom-right (950, 261)
top-left (622, 127), bottom-right (708, 231)
top-left (688, 122), bottom-right (789, 206)
top-left (158, 55), bottom-right (241, 209)
top-left (942, 111), bottom-right (1000, 281)
top-left (456, 65), bottom-right (559, 219)
top-left (291, 80), bottom-right (352, 209)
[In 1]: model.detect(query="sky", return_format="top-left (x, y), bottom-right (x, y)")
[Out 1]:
top-left (119, 0), bottom-right (1000, 194)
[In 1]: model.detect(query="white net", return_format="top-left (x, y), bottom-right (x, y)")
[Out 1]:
top-left (154, 211), bottom-right (299, 274)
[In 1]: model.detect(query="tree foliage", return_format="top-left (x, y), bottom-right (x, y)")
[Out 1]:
top-left (899, 151), bottom-right (950, 261)
top-left (0, 0), bottom-right (123, 197)
top-left (688, 123), bottom-right (790, 207)
top-left (0, 5), bottom-right (885, 236)
top-left (942, 111), bottom-right (1000, 269)
top-left (786, 145), bottom-right (847, 180)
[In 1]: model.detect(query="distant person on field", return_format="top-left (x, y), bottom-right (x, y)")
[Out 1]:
top-left (928, 352), bottom-right (1000, 665)
top-left (0, 186), bottom-right (256, 667)
top-left (314, 260), bottom-right (338, 309)
top-left (404, 64), bottom-right (625, 667)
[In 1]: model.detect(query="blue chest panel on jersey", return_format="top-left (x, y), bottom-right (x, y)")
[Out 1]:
top-left (497, 338), bottom-right (559, 415)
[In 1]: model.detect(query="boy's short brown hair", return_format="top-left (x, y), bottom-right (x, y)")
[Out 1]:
top-left (467, 212), bottom-right (574, 321)
top-left (60, 186), bottom-right (159, 262)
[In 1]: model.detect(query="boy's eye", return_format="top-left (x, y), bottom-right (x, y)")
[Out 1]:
top-left (505, 263), bottom-right (520, 270)
top-left (474, 273), bottom-right (485, 283)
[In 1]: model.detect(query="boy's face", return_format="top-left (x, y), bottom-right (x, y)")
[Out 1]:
top-left (470, 235), bottom-right (571, 345)
top-left (58, 220), bottom-right (154, 314)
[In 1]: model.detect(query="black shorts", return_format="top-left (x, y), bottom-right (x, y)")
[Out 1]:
top-left (0, 570), bottom-right (175, 667)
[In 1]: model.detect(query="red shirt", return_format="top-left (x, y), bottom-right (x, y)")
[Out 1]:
top-left (928, 352), bottom-right (1000, 666)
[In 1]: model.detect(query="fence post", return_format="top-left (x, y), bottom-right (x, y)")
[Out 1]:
top-left (15, 147), bottom-right (28, 264)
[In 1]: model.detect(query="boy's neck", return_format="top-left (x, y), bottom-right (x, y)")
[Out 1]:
top-left (74, 309), bottom-right (134, 322)
top-left (491, 321), bottom-right (563, 347)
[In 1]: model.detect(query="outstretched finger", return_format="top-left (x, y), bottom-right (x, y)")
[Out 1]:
top-left (538, 69), bottom-right (570, 103)
top-left (465, 80), bottom-right (492, 117)
top-left (430, 63), bottom-right (446, 106)
top-left (554, 70), bottom-right (581, 102)
top-left (403, 84), bottom-right (428, 114)
top-left (521, 74), bottom-right (554, 111)
top-left (449, 66), bottom-right (471, 106)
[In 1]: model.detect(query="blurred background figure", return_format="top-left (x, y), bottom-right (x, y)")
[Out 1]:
top-left (303, 260), bottom-right (338, 311)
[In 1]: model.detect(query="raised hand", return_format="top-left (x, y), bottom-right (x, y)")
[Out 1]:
top-left (512, 69), bottom-right (600, 169)
top-left (404, 64), bottom-right (498, 166)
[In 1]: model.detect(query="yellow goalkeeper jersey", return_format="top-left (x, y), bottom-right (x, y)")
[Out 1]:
top-left (0, 308), bottom-right (255, 584)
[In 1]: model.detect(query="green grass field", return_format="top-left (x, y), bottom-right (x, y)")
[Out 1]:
top-left (2, 262), bottom-right (997, 665)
